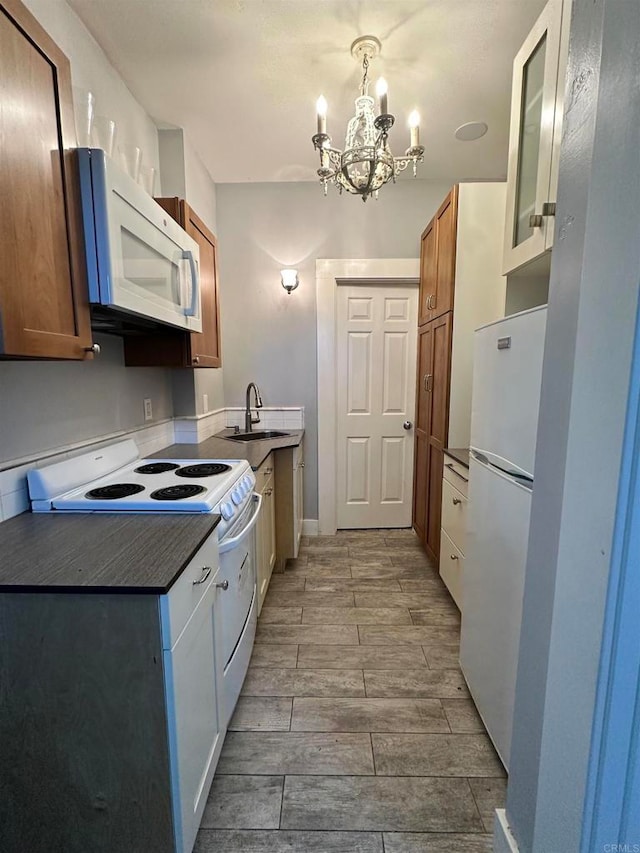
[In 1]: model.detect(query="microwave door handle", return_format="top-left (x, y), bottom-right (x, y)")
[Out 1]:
top-left (182, 249), bottom-right (198, 317)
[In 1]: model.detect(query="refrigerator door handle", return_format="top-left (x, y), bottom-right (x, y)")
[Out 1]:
top-left (470, 450), bottom-right (534, 490)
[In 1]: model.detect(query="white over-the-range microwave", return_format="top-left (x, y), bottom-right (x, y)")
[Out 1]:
top-left (77, 148), bottom-right (202, 332)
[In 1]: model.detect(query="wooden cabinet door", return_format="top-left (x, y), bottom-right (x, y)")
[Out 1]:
top-left (0, 0), bottom-right (92, 359)
top-left (424, 313), bottom-right (453, 563)
top-left (183, 202), bottom-right (221, 367)
top-left (418, 221), bottom-right (436, 325)
top-left (412, 323), bottom-right (433, 542)
top-left (431, 188), bottom-right (458, 320)
top-left (123, 198), bottom-right (222, 368)
top-left (418, 187), bottom-right (458, 326)
top-left (412, 313), bottom-right (453, 562)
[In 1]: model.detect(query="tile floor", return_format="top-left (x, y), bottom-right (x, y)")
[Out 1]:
top-left (195, 529), bottom-right (506, 853)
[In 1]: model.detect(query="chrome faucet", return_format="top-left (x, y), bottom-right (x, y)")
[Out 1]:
top-left (245, 382), bottom-right (263, 432)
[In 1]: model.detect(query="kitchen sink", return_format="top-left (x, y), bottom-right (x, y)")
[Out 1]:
top-left (226, 430), bottom-right (291, 442)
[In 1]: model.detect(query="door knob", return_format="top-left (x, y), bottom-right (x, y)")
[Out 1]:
top-left (403, 421), bottom-right (412, 430)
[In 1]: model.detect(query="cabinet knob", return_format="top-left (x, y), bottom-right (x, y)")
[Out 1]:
top-left (452, 497), bottom-right (461, 505)
top-left (299, 462), bottom-right (305, 468)
top-left (215, 579), bottom-right (229, 590)
top-left (450, 554), bottom-right (459, 561)
top-left (264, 467), bottom-right (273, 475)
top-left (84, 343), bottom-right (101, 355)
top-left (529, 213), bottom-right (544, 228)
top-left (192, 356), bottom-right (200, 364)
top-left (264, 487), bottom-right (273, 496)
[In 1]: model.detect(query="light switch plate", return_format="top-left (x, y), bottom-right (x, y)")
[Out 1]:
top-left (143, 398), bottom-right (153, 421)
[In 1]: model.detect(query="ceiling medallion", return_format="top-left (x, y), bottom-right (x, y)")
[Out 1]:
top-left (312, 35), bottom-right (424, 202)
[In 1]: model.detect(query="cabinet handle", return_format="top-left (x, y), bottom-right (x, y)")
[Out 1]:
top-left (430, 294), bottom-right (436, 309)
top-left (450, 554), bottom-right (459, 561)
top-left (215, 579), bottom-right (229, 590)
top-left (445, 462), bottom-right (469, 483)
top-left (529, 213), bottom-right (544, 228)
top-left (84, 343), bottom-right (101, 355)
top-left (192, 356), bottom-right (200, 364)
top-left (423, 374), bottom-right (428, 391)
top-left (193, 566), bottom-right (212, 585)
top-left (263, 467), bottom-right (273, 475)
top-left (452, 497), bottom-right (462, 505)
top-left (264, 487), bottom-right (273, 496)
top-left (426, 374), bottom-right (433, 393)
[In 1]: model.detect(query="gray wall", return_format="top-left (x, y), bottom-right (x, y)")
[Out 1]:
top-left (215, 179), bottom-right (451, 518)
top-left (0, 335), bottom-right (173, 465)
top-left (506, 0), bottom-right (640, 849)
top-left (0, 0), bottom-right (173, 468)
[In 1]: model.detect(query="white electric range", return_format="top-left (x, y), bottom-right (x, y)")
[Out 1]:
top-left (27, 438), bottom-right (261, 726)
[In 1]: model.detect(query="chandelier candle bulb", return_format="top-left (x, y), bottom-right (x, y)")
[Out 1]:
top-left (316, 95), bottom-right (327, 135)
top-left (376, 77), bottom-right (388, 115)
top-left (409, 110), bottom-right (421, 148)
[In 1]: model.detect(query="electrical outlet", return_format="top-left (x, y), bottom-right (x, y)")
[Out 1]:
top-left (202, 393), bottom-right (209, 413)
top-left (143, 398), bottom-right (153, 422)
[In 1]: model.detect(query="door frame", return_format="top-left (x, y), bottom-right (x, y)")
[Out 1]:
top-left (316, 258), bottom-right (420, 535)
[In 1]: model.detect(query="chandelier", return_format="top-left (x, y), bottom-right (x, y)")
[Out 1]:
top-left (312, 36), bottom-right (424, 202)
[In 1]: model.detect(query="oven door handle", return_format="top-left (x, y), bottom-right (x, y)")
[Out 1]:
top-left (219, 493), bottom-right (263, 554)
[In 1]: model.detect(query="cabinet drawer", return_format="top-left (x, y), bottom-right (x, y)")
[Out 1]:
top-left (443, 458), bottom-right (469, 497)
top-left (160, 530), bottom-right (220, 650)
top-left (439, 529), bottom-right (464, 611)
top-left (441, 478), bottom-right (467, 554)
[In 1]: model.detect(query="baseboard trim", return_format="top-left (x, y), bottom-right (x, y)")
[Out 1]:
top-left (494, 809), bottom-right (520, 853)
top-left (302, 519), bottom-right (319, 536)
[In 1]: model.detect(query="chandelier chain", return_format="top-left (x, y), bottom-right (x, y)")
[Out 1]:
top-left (360, 53), bottom-right (370, 97)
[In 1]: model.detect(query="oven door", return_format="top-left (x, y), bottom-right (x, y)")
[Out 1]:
top-left (218, 493), bottom-right (262, 666)
top-left (78, 148), bottom-right (202, 332)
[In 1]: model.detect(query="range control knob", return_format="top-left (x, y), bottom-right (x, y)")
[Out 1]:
top-left (220, 502), bottom-right (234, 521)
top-left (239, 479), bottom-right (250, 496)
top-left (231, 488), bottom-right (243, 506)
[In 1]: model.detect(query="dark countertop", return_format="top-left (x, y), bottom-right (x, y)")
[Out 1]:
top-left (152, 429), bottom-right (304, 470)
top-left (0, 513), bottom-right (220, 593)
top-left (444, 447), bottom-right (470, 469)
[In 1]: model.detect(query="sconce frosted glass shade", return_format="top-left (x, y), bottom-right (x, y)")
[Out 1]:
top-left (281, 269), bottom-right (300, 294)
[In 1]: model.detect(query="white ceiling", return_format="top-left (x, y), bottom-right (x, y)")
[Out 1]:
top-left (67, 0), bottom-right (546, 184)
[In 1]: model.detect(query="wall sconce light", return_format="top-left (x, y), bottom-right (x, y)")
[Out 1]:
top-left (280, 268), bottom-right (299, 295)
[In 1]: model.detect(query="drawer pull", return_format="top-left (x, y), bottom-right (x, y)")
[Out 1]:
top-left (450, 554), bottom-right (459, 561)
top-left (445, 462), bottom-right (469, 483)
top-left (216, 580), bottom-right (229, 591)
top-left (263, 467), bottom-right (273, 475)
top-left (193, 566), bottom-right (212, 585)
top-left (452, 497), bottom-right (462, 506)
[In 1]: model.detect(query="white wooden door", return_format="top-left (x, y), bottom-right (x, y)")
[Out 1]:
top-left (336, 284), bottom-right (418, 528)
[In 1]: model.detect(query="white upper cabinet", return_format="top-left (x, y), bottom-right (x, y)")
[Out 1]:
top-left (503, 0), bottom-right (571, 274)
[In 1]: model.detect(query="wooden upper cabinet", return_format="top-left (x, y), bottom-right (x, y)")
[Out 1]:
top-left (418, 221), bottom-right (436, 325)
top-left (419, 186), bottom-right (459, 325)
top-left (0, 0), bottom-right (93, 360)
top-left (124, 198), bottom-right (222, 368)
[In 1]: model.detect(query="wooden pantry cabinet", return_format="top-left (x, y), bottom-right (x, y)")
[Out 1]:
top-left (0, 0), bottom-right (94, 360)
top-left (412, 183), bottom-right (506, 566)
top-left (124, 198), bottom-right (222, 368)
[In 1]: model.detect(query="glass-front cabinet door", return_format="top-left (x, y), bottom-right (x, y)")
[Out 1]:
top-left (503, 0), bottom-right (568, 275)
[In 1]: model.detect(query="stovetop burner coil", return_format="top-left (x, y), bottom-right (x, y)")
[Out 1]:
top-left (175, 463), bottom-right (232, 478)
top-left (86, 483), bottom-right (146, 500)
top-left (150, 484), bottom-right (207, 501)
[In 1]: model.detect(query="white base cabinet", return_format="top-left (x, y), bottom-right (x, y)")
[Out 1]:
top-left (439, 456), bottom-right (469, 610)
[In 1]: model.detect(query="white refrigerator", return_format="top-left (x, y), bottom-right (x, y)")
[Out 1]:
top-left (460, 304), bottom-right (547, 771)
